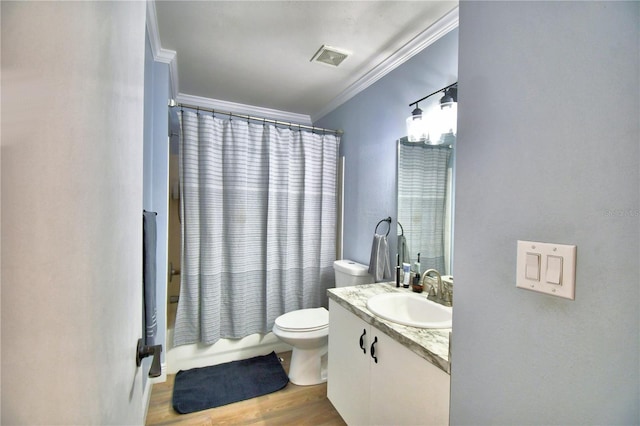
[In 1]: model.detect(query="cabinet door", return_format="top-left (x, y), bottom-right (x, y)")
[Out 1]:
top-left (327, 300), bottom-right (371, 426)
top-left (369, 329), bottom-right (450, 425)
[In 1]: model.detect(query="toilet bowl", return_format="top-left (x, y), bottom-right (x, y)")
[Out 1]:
top-left (271, 307), bottom-right (329, 386)
top-left (272, 260), bottom-right (373, 386)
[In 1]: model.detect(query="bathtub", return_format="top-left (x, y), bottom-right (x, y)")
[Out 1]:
top-left (166, 327), bottom-right (292, 374)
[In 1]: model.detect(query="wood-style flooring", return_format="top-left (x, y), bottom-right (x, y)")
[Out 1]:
top-left (145, 351), bottom-right (346, 426)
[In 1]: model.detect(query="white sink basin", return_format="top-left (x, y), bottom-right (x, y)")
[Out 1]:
top-left (366, 292), bottom-right (452, 329)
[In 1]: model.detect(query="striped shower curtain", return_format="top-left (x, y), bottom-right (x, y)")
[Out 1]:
top-left (397, 141), bottom-right (452, 274)
top-left (174, 110), bottom-right (338, 346)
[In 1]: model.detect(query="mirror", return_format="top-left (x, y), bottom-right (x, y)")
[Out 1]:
top-left (396, 133), bottom-right (455, 276)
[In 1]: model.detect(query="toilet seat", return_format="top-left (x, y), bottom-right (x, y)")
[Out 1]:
top-left (275, 307), bottom-right (329, 332)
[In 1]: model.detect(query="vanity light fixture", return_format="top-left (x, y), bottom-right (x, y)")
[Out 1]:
top-left (406, 82), bottom-right (458, 143)
top-left (439, 86), bottom-right (457, 109)
top-left (439, 86), bottom-right (458, 136)
top-left (406, 104), bottom-right (427, 142)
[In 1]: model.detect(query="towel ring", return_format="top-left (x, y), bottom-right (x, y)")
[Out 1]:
top-left (375, 217), bottom-right (392, 237)
top-left (397, 221), bottom-right (404, 236)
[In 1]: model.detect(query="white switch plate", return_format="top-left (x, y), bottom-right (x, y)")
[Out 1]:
top-left (516, 240), bottom-right (577, 300)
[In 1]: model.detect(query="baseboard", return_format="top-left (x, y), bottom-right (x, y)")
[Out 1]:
top-left (142, 372), bottom-right (153, 422)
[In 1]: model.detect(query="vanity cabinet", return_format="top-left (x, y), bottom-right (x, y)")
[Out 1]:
top-left (327, 299), bottom-right (450, 425)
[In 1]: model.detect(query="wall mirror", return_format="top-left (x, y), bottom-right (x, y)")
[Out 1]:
top-left (396, 132), bottom-right (455, 277)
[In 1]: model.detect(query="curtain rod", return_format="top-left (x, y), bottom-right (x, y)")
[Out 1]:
top-left (409, 81), bottom-right (458, 108)
top-left (175, 102), bottom-right (343, 135)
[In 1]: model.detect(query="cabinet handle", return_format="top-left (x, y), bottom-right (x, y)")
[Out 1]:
top-left (370, 336), bottom-right (378, 363)
top-left (359, 329), bottom-right (367, 354)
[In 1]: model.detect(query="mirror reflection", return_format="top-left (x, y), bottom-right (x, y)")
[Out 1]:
top-left (397, 133), bottom-right (455, 276)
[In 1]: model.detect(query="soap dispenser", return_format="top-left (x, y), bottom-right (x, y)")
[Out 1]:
top-left (413, 253), bottom-right (421, 276)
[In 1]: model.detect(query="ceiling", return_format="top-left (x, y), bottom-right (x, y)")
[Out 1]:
top-left (154, 1), bottom-right (458, 122)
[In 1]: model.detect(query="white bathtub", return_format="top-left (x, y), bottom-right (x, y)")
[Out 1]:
top-left (165, 328), bottom-right (291, 374)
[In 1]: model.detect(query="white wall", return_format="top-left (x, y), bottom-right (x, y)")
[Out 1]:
top-left (451, 2), bottom-right (639, 424)
top-left (1, 2), bottom-right (148, 423)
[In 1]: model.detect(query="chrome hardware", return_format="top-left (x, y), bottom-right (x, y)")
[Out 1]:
top-left (420, 269), bottom-right (452, 307)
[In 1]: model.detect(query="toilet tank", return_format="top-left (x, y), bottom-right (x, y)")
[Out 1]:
top-left (333, 260), bottom-right (374, 287)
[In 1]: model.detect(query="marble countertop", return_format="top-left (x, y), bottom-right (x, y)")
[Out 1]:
top-left (327, 282), bottom-right (451, 374)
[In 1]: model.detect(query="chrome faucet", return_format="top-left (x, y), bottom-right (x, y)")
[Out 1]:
top-left (421, 269), bottom-right (442, 298)
top-left (420, 269), bottom-right (452, 307)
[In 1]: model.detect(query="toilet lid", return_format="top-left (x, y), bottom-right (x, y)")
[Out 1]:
top-left (275, 307), bottom-right (329, 332)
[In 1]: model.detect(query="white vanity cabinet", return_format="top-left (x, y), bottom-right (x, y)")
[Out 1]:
top-left (327, 299), bottom-right (372, 425)
top-left (327, 299), bottom-right (450, 426)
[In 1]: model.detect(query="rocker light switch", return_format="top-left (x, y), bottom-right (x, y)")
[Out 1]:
top-left (546, 255), bottom-right (563, 284)
top-left (516, 240), bottom-right (577, 300)
top-left (525, 253), bottom-right (540, 281)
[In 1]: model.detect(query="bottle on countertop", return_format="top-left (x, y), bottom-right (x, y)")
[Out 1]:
top-left (402, 263), bottom-right (411, 287)
top-left (413, 252), bottom-right (421, 276)
top-left (412, 272), bottom-right (423, 293)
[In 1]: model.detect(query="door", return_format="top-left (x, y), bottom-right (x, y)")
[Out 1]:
top-left (1, 2), bottom-right (148, 424)
top-left (327, 300), bottom-right (371, 425)
top-left (369, 329), bottom-right (451, 425)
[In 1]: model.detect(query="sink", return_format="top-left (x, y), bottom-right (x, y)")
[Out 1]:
top-left (366, 292), bottom-right (452, 329)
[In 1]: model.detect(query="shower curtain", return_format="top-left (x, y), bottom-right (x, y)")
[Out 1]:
top-left (174, 110), bottom-right (339, 346)
top-left (397, 142), bottom-right (452, 274)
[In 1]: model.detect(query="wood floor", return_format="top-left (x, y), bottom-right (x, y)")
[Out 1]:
top-left (146, 351), bottom-right (346, 426)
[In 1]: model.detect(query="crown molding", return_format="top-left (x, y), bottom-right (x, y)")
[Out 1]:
top-left (145, 0), bottom-right (167, 61)
top-left (311, 6), bottom-right (459, 122)
top-left (176, 93), bottom-right (313, 126)
top-left (166, 56), bottom-right (179, 99)
top-left (146, 0), bottom-right (179, 98)
top-left (147, 1), bottom-right (457, 123)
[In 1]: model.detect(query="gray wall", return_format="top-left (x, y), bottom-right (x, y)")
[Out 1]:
top-left (1, 1), bottom-right (148, 423)
top-left (316, 29), bottom-right (459, 265)
top-left (143, 29), bottom-right (170, 378)
top-left (451, 1), bottom-right (639, 424)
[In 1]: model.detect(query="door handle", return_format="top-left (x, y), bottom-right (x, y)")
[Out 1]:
top-left (370, 336), bottom-right (378, 363)
top-left (136, 338), bottom-right (162, 378)
top-left (359, 329), bottom-right (367, 354)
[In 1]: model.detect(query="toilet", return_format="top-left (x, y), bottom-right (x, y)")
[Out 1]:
top-left (272, 259), bottom-right (374, 385)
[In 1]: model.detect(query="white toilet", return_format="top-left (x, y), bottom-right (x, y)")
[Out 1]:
top-left (272, 259), bottom-right (373, 385)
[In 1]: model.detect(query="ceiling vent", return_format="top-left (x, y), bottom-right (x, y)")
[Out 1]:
top-left (310, 45), bottom-right (350, 67)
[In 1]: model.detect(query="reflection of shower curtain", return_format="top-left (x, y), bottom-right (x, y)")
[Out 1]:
top-left (397, 143), bottom-right (451, 274)
top-left (174, 111), bottom-right (339, 346)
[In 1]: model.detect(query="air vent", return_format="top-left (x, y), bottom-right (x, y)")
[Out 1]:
top-left (310, 45), bottom-right (350, 67)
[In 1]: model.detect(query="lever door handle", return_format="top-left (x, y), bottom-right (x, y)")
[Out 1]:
top-left (136, 338), bottom-right (162, 378)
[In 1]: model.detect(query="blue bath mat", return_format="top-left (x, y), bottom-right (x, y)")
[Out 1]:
top-left (172, 351), bottom-right (289, 414)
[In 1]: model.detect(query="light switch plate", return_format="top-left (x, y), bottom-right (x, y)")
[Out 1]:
top-left (516, 240), bottom-right (577, 300)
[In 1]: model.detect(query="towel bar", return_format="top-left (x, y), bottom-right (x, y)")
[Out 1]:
top-left (374, 217), bottom-right (392, 237)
